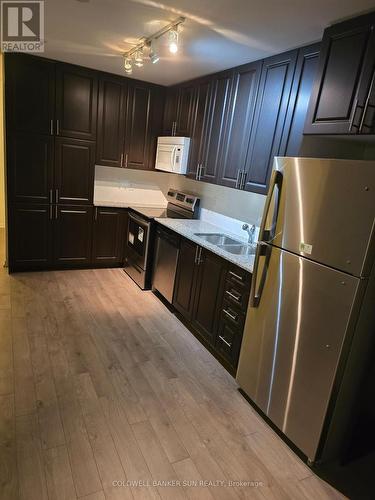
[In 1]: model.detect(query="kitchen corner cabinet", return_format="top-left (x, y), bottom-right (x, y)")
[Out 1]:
top-left (242, 49), bottom-right (298, 194)
top-left (92, 207), bottom-right (126, 265)
top-left (172, 235), bottom-right (251, 373)
top-left (305, 12), bottom-right (375, 135)
top-left (163, 84), bottom-right (196, 136)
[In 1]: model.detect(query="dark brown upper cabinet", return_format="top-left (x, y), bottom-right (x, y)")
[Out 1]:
top-left (56, 64), bottom-right (98, 141)
top-left (163, 84), bottom-right (196, 136)
top-left (124, 82), bottom-right (164, 171)
top-left (217, 61), bottom-right (262, 189)
top-left (54, 138), bottom-right (95, 205)
top-left (243, 49), bottom-right (298, 194)
top-left (96, 75), bottom-right (127, 167)
top-left (281, 43), bottom-right (321, 156)
top-left (5, 54), bottom-right (55, 136)
top-left (92, 207), bottom-right (126, 265)
top-left (305, 13), bottom-right (375, 135)
top-left (7, 133), bottom-right (54, 204)
top-left (53, 205), bottom-right (93, 266)
top-left (186, 78), bottom-right (211, 179)
top-left (200, 70), bottom-right (234, 184)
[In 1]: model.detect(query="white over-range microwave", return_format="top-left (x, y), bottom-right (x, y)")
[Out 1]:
top-left (155, 136), bottom-right (191, 174)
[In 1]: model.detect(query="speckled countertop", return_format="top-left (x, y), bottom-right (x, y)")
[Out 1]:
top-left (155, 219), bottom-right (255, 273)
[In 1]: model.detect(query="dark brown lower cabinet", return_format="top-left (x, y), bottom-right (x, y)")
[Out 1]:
top-left (53, 205), bottom-right (93, 267)
top-left (172, 234), bottom-right (251, 374)
top-left (8, 204), bottom-right (52, 271)
top-left (173, 238), bottom-right (198, 321)
top-left (92, 207), bottom-right (126, 265)
top-left (191, 249), bottom-right (227, 344)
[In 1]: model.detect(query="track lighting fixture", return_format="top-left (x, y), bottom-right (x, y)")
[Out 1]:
top-left (168, 28), bottom-right (178, 54)
top-left (122, 17), bottom-right (184, 74)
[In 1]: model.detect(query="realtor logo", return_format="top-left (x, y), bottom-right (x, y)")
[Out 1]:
top-left (1, 1), bottom-right (44, 52)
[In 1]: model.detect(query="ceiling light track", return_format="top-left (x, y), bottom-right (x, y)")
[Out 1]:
top-left (122, 16), bottom-right (185, 74)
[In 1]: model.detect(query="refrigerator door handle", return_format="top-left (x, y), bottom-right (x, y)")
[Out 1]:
top-left (259, 169), bottom-right (283, 243)
top-left (249, 242), bottom-right (272, 308)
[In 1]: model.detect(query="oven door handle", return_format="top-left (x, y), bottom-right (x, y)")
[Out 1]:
top-left (128, 212), bottom-right (150, 229)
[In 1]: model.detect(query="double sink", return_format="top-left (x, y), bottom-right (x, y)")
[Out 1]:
top-left (194, 233), bottom-right (256, 256)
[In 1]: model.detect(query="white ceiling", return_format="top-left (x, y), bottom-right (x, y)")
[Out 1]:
top-left (40, 0), bottom-right (375, 86)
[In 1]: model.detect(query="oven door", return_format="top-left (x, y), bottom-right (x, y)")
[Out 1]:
top-left (126, 212), bottom-right (150, 270)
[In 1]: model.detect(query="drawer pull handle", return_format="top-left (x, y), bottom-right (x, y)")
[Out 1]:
top-left (219, 335), bottom-right (232, 348)
top-left (229, 271), bottom-right (243, 282)
top-left (223, 309), bottom-right (237, 321)
top-left (226, 290), bottom-right (241, 302)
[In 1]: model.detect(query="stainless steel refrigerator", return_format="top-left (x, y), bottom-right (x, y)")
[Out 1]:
top-left (237, 157), bottom-right (375, 464)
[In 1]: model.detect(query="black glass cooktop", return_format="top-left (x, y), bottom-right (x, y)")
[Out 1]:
top-left (129, 206), bottom-right (189, 220)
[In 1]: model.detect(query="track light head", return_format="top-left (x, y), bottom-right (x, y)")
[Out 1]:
top-left (124, 57), bottom-right (132, 74)
top-left (168, 28), bottom-right (178, 54)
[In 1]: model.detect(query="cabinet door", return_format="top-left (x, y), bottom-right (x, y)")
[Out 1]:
top-left (218, 61), bottom-right (262, 188)
top-left (9, 204), bottom-right (52, 271)
top-left (56, 64), bottom-right (98, 140)
top-left (176, 84), bottom-right (196, 136)
top-left (173, 238), bottom-right (198, 321)
top-left (186, 79), bottom-right (211, 179)
top-left (54, 205), bottom-right (93, 266)
top-left (192, 249), bottom-right (226, 345)
top-left (163, 87), bottom-right (179, 135)
top-left (125, 83), bottom-right (152, 170)
top-left (304, 14), bottom-right (375, 134)
top-left (243, 49), bottom-right (298, 194)
top-left (54, 138), bottom-right (95, 205)
top-left (281, 43), bottom-right (321, 156)
top-left (215, 319), bottom-right (244, 371)
top-left (200, 71), bottom-right (233, 184)
top-left (5, 54), bottom-right (55, 135)
top-left (92, 207), bottom-right (125, 265)
top-left (7, 134), bottom-right (54, 204)
top-left (96, 76), bottom-right (127, 167)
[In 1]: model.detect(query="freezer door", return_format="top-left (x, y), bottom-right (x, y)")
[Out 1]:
top-left (236, 245), bottom-right (361, 460)
top-left (269, 157), bottom-right (375, 276)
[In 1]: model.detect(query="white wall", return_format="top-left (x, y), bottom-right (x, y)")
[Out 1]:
top-left (95, 165), bottom-right (265, 225)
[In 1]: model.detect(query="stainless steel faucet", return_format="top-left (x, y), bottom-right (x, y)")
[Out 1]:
top-left (242, 224), bottom-right (256, 244)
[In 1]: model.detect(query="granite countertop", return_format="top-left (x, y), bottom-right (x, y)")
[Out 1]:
top-left (155, 219), bottom-right (255, 273)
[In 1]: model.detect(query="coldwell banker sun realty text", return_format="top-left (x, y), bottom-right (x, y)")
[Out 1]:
top-left (1, 0), bottom-right (44, 52)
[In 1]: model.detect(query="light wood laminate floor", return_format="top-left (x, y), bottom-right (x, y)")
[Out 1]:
top-left (0, 233), bottom-right (345, 499)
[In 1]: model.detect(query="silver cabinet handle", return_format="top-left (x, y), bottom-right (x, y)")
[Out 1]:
top-left (223, 309), bottom-right (237, 321)
top-left (219, 335), bottom-right (232, 348)
top-left (235, 169), bottom-right (241, 188)
top-left (55, 189), bottom-right (59, 203)
top-left (56, 119), bottom-right (60, 135)
top-left (197, 247), bottom-right (203, 265)
top-left (55, 206), bottom-right (58, 220)
top-left (95, 207), bottom-right (98, 221)
top-left (120, 153), bottom-right (124, 167)
top-left (49, 189), bottom-right (53, 204)
top-left (194, 245), bottom-right (199, 264)
top-left (229, 270), bottom-right (243, 282)
top-left (199, 164), bottom-right (204, 180)
top-left (240, 171), bottom-right (247, 190)
top-left (226, 290), bottom-right (241, 302)
top-left (124, 153), bottom-right (128, 168)
top-left (50, 119), bottom-right (54, 135)
top-left (195, 163), bottom-right (201, 180)
top-left (49, 205), bottom-right (53, 220)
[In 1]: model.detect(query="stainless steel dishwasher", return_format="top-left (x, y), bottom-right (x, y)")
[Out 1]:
top-left (152, 226), bottom-right (180, 303)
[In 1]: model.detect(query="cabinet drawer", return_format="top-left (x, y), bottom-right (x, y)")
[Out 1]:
top-left (220, 299), bottom-right (245, 330)
top-left (227, 264), bottom-right (251, 289)
top-left (224, 280), bottom-right (249, 312)
top-left (216, 319), bottom-right (244, 369)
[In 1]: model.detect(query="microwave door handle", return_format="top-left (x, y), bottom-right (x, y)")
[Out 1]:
top-left (171, 146), bottom-right (178, 171)
top-left (258, 169), bottom-right (283, 243)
